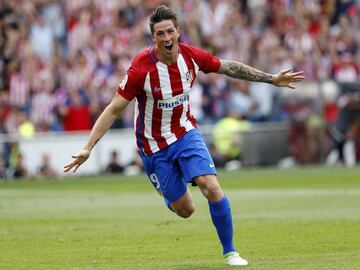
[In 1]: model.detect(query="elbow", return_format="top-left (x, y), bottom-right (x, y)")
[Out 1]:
top-left (113, 109), bottom-right (122, 119)
top-left (104, 103), bottom-right (122, 120)
top-left (107, 93), bottom-right (129, 119)
top-left (111, 103), bottom-right (124, 119)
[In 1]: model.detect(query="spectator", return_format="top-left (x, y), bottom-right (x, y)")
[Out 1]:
top-left (105, 150), bottom-right (124, 174)
top-left (212, 111), bottom-right (251, 167)
top-left (37, 152), bottom-right (56, 178)
top-left (328, 89), bottom-right (360, 167)
top-left (0, 156), bottom-right (6, 180)
top-left (59, 90), bottom-right (93, 131)
top-left (30, 13), bottom-right (54, 62)
top-left (124, 151), bottom-right (144, 176)
top-left (13, 153), bottom-right (28, 179)
top-left (332, 53), bottom-right (359, 82)
top-left (227, 80), bottom-right (258, 120)
top-left (8, 60), bottom-right (31, 111)
top-left (283, 97), bottom-right (312, 164)
top-left (249, 81), bottom-right (278, 122)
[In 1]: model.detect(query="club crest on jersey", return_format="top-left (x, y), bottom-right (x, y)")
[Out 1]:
top-left (157, 93), bottom-right (189, 110)
top-left (186, 69), bottom-right (194, 84)
top-left (119, 74), bottom-right (128, 89)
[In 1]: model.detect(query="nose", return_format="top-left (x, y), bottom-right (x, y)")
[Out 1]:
top-left (163, 32), bottom-right (171, 41)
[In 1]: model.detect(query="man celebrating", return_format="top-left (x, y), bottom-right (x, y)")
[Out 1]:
top-left (64, 5), bottom-right (305, 266)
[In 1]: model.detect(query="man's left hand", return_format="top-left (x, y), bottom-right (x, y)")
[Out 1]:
top-left (272, 69), bottom-right (305, 89)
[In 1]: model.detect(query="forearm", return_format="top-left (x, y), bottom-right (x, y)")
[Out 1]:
top-left (64, 93), bottom-right (129, 173)
top-left (83, 105), bottom-right (119, 152)
top-left (218, 60), bottom-right (274, 84)
top-left (83, 93), bottom-right (129, 152)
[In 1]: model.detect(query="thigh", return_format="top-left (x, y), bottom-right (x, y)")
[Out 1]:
top-left (176, 130), bottom-right (217, 182)
top-left (171, 189), bottom-right (195, 214)
top-left (140, 151), bottom-right (188, 203)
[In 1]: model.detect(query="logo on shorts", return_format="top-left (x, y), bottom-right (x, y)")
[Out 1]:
top-left (209, 163), bottom-right (215, 168)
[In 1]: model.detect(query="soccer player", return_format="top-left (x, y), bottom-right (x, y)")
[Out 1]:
top-left (64, 5), bottom-right (305, 266)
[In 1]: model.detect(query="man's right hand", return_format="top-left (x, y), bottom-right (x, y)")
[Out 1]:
top-left (63, 149), bottom-right (91, 173)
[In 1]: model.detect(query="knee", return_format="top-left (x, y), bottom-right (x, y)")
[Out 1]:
top-left (196, 175), bottom-right (223, 201)
top-left (175, 205), bottom-right (195, 219)
top-left (169, 191), bottom-right (195, 218)
top-left (204, 183), bottom-right (223, 201)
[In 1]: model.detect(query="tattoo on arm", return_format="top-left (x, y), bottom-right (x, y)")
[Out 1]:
top-left (85, 138), bottom-right (100, 152)
top-left (90, 138), bottom-right (100, 150)
top-left (93, 139), bottom-right (100, 147)
top-left (218, 60), bottom-right (274, 83)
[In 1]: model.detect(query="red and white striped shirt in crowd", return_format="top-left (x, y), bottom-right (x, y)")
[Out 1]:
top-left (117, 43), bottom-right (221, 156)
top-left (9, 73), bottom-right (30, 108)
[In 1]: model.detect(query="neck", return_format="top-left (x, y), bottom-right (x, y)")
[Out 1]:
top-left (155, 45), bottom-right (178, 65)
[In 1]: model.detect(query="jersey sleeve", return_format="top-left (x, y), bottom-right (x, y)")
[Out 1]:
top-left (117, 63), bottom-right (141, 101)
top-left (189, 45), bottom-right (221, 74)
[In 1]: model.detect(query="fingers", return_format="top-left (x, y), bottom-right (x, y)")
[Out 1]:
top-left (73, 164), bottom-right (81, 173)
top-left (289, 71), bottom-right (305, 77)
top-left (63, 166), bottom-right (72, 173)
top-left (281, 68), bottom-right (292, 75)
top-left (287, 84), bottom-right (295, 89)
top-left (63, 162), bottom-right (72, 171)
top-left (291, 76), bottom-right (305, 82)
top-left (281, 69), bottom-right (304, 76)
top-left (281, 70), bottom-right (305, 78)
top-left (64, 150), bottom-right (90, 173)
top-left (284, 70), bottom-right (305, 83)
top-left (63, 162), bottom-right (76, 173)
top-left (63, 162), bottom-right (81, 173)
top-left (63, 158), bottom-right (83, 173)
top-left (274, 69), bottom-right (305, 88)
top-left (289, 75), bottom-right (305, 81)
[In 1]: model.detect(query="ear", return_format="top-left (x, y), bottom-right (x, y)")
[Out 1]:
top-left (176, 26), bottom-right (180, 37)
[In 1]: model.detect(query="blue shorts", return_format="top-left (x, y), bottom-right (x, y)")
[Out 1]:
top-left (140, 129), bottom-right (217, 202)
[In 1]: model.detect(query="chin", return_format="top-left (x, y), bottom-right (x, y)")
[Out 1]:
top-left (164, 49), bottom-right (174, 56)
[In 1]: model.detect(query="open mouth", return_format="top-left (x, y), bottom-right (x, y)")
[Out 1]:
top-left (165, 44), bottom-right (173, 52)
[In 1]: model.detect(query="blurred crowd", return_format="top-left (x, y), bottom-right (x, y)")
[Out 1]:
top-left (1, 0), bottom-right (360, 178)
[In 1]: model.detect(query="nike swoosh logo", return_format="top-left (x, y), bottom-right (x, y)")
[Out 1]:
top-left (209, 163), bottom-right (215, 168)
top-left (153, 86), bottom-right (162, 92)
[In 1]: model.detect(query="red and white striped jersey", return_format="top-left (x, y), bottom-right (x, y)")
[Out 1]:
top-left (117, 43), bottom-right (221, 155)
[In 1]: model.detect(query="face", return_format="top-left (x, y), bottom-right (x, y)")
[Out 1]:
top-left (152, 19), bottom-right (180, 63)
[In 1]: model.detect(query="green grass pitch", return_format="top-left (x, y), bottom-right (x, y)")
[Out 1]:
top-left (1, 166), bottom-right (360, 270)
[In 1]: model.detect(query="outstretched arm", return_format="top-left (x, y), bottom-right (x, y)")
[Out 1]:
top-left (63, 93), bottom-right (130, 173)
top-left (218, 60), bottom-right (305, 89)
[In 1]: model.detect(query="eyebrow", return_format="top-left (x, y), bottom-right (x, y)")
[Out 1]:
top-left (155, 26), bottom-right (175, 34)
